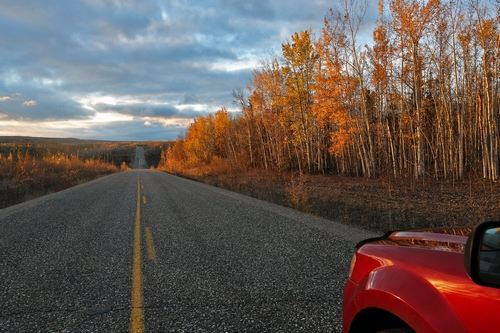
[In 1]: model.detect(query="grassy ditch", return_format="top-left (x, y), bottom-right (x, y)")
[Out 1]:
top-left (167, 167), bottom-right (500, 233)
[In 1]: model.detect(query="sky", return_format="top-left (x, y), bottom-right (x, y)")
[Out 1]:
top-left (0, 0), bottom-right (377, 141)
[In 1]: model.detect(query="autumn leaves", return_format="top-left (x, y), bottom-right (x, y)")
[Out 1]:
top-left (164, 0), bottom-right (499, 181)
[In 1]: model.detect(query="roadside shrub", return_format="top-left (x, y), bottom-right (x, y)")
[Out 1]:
top-left (286, 174), bottom-right (310, 211)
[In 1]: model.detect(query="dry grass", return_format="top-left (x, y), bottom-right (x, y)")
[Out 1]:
top-left (0, 151), bottom-right (118, 208)
top-left (165, 160), bottom-right (500, 231)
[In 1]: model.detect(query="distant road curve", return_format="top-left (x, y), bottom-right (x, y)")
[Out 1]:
top-left (0, 170), bottom-right (375, 332)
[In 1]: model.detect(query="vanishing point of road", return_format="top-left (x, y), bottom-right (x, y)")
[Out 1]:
top-left (0, 149), bottom-right (375, 332)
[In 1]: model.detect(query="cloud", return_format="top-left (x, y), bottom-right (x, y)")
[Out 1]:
top-left (0, 0), bottom-right (378, 140)
top-left (22, 99), bottom-right (37, 108)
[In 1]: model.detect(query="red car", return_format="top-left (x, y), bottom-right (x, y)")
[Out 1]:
top-left (343, 221), bottom-right (500, 333)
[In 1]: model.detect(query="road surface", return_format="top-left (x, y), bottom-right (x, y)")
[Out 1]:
top-left (133, 147), bottom-right (147, 169)
top-left (0, 170), bottom-right (375, 332)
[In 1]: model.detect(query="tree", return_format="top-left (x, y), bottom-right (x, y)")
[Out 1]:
top-left (281, 30), bottom-right (319, 172)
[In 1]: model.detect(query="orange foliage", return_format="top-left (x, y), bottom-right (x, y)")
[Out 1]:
top-left (162, 0), bottom-right (500, 180)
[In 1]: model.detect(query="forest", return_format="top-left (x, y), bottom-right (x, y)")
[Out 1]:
top-left (163, 0), bottom-right (500, 182)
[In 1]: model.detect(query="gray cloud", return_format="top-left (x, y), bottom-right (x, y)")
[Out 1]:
top-left (93, 103), bottom-right (209, 119)
top-left (81, 119), bottom-right (186, 141)
top-left (0, 0), bottom-right (377, 140)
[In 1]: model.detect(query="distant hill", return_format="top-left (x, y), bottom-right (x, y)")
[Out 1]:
top-left (0, 136), bottom-right (111, 145)
top-left (0, 136), bottom-right (171, 145)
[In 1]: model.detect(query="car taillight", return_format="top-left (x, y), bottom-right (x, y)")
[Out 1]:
top-left (348, 253), bottom-right (357, 279)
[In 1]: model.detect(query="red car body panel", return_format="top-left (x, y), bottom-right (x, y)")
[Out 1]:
top-left (343, 229), bottom-right (500, 333)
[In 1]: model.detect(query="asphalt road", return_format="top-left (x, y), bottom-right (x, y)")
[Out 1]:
top-left (0, 170), bottom-right (376, 332)
top-left (133, 147), bottom-right (147, 169)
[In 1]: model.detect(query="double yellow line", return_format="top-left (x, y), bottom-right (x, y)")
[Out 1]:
top-left (130, 177), bottom-right (157, 332)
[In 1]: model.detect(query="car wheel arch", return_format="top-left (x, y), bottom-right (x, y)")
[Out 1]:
top-left (351, 265), bottom-right (467, 333)
top-left (348, 307), bottom-right (414, 333)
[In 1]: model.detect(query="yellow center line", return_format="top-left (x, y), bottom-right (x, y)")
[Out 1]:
top-left (130, 178), bottom-right (144, 333)
top-left (144, 227), bottom-right (157, 262)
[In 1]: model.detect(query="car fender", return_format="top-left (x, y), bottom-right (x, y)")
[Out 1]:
top-left (352, 265), bottom-right (466, 333)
